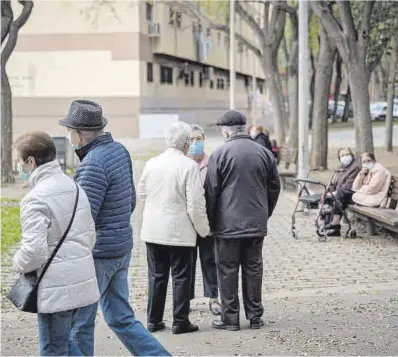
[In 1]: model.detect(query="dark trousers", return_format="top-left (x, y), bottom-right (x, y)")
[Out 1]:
top-left (190, 236), bottom-right (219, 300)
top-left (215, 237), bottom-right (264, 326)
top-left (333, 188), bottom-right (355, 215)
top-left (146, 242), bottom-right (194, 327)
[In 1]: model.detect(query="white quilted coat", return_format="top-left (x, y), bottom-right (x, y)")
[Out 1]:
top-left (138, 148), bottom-right (210, 246)
top-left (12, 161), bottom-right (100, 314)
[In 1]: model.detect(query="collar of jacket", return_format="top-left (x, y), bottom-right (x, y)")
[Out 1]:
top-left (75, 133), bottom-right (114, 161)
top-left (227, 133), bottom-right (252, 142)
top-left (29, 161), bottom-right (62, 188)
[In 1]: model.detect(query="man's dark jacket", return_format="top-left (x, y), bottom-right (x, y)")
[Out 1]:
top-left (204, 134), bottom-right (281, 239)
top-left (254, 132), bottom-right (273, 152)
top-left (75, 133), bottom-right (136, 259)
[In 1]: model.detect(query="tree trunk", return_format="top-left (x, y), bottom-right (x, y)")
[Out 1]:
top-left (342, 85), bottom-right (351, 122)
top-left (1, 67), bottom-right (14, 183)
top-left (308, 50), bottom-right (316, 130)
top-left (385, 37), bottom-right (398, 152)
top-left (310, 25), bottom-right (335, 170)
top-left (287, 38), bottom-right (299, 149)
top-left (331, 52), bottom-right (342, 123)
top-left (347, 60), bottom-right (374, 154)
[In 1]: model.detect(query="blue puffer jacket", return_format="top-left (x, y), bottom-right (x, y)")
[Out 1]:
top-left (75, 133), bottom-right (136, 259)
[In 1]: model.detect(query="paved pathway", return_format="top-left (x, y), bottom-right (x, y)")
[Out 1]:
top-left (2, 160), bottom-right (398, 356)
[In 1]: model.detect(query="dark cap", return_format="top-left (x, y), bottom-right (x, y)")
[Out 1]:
top-left (59, 100), bottom-right (108, 131)
top-left (216, 110), bottom-right (247, 126)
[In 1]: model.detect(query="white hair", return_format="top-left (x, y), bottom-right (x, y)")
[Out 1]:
top-left (221, 125), bottom-right (246, 135)
top-left (78, 129), bottom-right (104, 142)
top-left (165, 122), bottom-right (191, 151)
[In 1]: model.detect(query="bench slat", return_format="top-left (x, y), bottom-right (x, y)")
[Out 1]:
top-left (348, 205), bottom-right (398, 227)
top-left (390, 175), bottom-right (398, 201)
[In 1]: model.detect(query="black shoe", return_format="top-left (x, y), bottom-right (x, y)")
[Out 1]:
top-left (147, 322), bottom-right (166, 333)
top-left (250, 318), bottom-right (264, 329)
top-left (324, 223), bottom-right (341, 230)
top-left (212, 319), bottom-right (240, 331)
top-left (172, 323), bottom-right (199, 335)
top-left (209, 300), bottom-right (222, 316)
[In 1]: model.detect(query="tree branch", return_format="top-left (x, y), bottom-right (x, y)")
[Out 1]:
top-left (1, 1), bottom-right (33, 67)
top-left (359, 0), bottom-right (375, 47)
top-left (311, 1), bottom-right (347, 62)
top-left (338, 1), bottom-right (357, 42)
top-left (1, 0), bottom-right (13, 44)
top-left (235, 1), bottom-right (265, 45)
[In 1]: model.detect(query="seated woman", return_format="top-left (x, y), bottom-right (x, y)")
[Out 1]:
top-left (326, 152), bottom-right (392, 236)
top-left (329, 148), bottom-right (361, 195)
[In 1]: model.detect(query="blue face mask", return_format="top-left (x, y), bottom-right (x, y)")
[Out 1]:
top-left (17, 162), bottom-right (32, 182)
top-left (189, 141), bottom-right (204, 156)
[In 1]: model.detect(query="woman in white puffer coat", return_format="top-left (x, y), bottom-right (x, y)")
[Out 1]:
top-left (12, 131), bottom-right (100, 356)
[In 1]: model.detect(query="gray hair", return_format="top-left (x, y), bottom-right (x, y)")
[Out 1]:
top-left (78, 129), bottom-right (105, 144)
top-left (221, 125), bottom-right (246, 135)
top-left (190, 124), bottom-right (205, 137)
top-left (165, 122), bottom-right (191, 151)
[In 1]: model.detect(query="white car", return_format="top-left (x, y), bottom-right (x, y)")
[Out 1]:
top-left (370, 100), bottom-right (398, 121)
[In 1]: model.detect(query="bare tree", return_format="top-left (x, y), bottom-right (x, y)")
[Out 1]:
top-left (331, 51), bottom-right (342, 123)
top-left (311, 1), bottom-right (398, 154)
top-left (385, 36), bottom-right (398, 152)
top-left (1, 0), bottom-right (34, 184)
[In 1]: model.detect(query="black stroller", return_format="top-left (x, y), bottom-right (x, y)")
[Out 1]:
top-left (291, 169), bottom-right (357, 242)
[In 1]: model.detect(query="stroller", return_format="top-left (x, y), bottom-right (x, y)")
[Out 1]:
top-left (291, 169), bottom-right (357, 242)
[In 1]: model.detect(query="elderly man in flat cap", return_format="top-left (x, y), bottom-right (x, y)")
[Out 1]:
top-left (204, 110), bottom-right (281, 331)
top-left (59, 100), bottom-right (170, 356)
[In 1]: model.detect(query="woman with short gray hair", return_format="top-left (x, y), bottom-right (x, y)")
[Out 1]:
top-left (138, 122), bottom-right (210, 335)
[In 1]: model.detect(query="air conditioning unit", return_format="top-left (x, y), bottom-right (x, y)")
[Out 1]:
top-left (148, 22), bottom-right (160, 37)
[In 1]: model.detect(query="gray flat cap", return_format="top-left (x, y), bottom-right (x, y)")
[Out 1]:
top-left (216, 110), bottom-right (247, 126)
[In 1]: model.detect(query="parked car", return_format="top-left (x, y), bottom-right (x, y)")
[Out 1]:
top-left (370, 100), bottom-right (398, 121)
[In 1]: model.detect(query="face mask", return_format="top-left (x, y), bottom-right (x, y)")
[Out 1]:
top-left (340, 155), bottom-right (353, 167)
top-left (68, 131), bottom-right (82, 150)
top-left (17, 161), bottom-right (32, 182)
top-left (250, 131), bottom-right (257, 139)
top-left (363, 162), bottom-right (375, 170)
top-left (189, 141), bottom-right (204, 156)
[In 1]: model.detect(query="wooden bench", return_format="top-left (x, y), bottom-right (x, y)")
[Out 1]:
top-left (277, 147), bottom-right (298, 189)
top-left (348, 174), bottom-right (398, 235)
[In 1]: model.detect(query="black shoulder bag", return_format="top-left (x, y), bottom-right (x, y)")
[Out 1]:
top-left (7, 183), bottom-right (80, 313)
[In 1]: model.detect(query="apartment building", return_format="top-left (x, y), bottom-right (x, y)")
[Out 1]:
top-left (9, 0), bottom-right (267, 139)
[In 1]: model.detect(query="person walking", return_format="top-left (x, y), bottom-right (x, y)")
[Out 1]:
top-left (59, 100), bottom-right (170, 356)
top-left (12, 131), bottom-right (100, 356)
top-left (248, 125), bottom-right (273, 152)
top-left (138, 122), bottom-right (210, 335)
top-left (204, 110), bottom-right (281, 331)
top-left (187, 124), bottom-right (222, 316)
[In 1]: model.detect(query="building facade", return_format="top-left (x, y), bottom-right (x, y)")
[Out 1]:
top-left (9, 0), bottom-right (267, 139)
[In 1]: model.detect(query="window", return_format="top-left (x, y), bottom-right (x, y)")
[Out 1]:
top-left (217, 78), bottom-right (225, 90)
top-left (190, 71), bottom-right (195, 86)
top-left (147, 62), bottom-right (153, 82)
top-left (184, 73), bottom-right (190, 86)
top-left (160, 66), bottom-right (173, 84)
top-left (258, 83), bottom-right (264, 94)
top-left (199, 72), bottom-right (203, 87)
top-left (146, 2), bottom-right (153, 22)
top-left (169, 7), bottom-right (182, 27)
top-left (210, 80), bottom-right (214, 89)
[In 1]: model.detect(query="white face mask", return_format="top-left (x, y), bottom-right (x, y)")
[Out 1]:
top-left (340, 155), bottom-right (353, 167)
top-left (250, 131), bottom-right (257, 139)
top-left (363, 162), bottom-right (375, 170)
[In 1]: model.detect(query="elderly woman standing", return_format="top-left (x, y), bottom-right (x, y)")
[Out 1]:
top-left (187, 124), bottom-right (222, 316)
top-left (138, 122), bottom-right (210, 335)
top-left (12, 132), bottom-right (100, 356)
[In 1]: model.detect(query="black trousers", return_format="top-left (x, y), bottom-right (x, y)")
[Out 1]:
top-left (189, 236), bottom-right (218, 300)
top-left (146, 242), bottom-right (194, 327)
top-left (333, 188), bottom-right (355, 215)
top-left (215, 237), bottom-right (264, 326)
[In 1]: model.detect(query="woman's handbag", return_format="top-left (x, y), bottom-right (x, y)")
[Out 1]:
top-left (7, 183), bottom-right (80, 313)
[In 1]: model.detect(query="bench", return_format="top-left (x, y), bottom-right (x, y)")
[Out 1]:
top-left (277, 147), bottom-right (298, 189)
top-left (348, 174), bottom-right (398, 235)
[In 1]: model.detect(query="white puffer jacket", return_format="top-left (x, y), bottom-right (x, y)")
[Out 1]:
top-left (138, 148), bottom-right (210, 247)
top-left (12, 161), bottom-right (100, 314)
